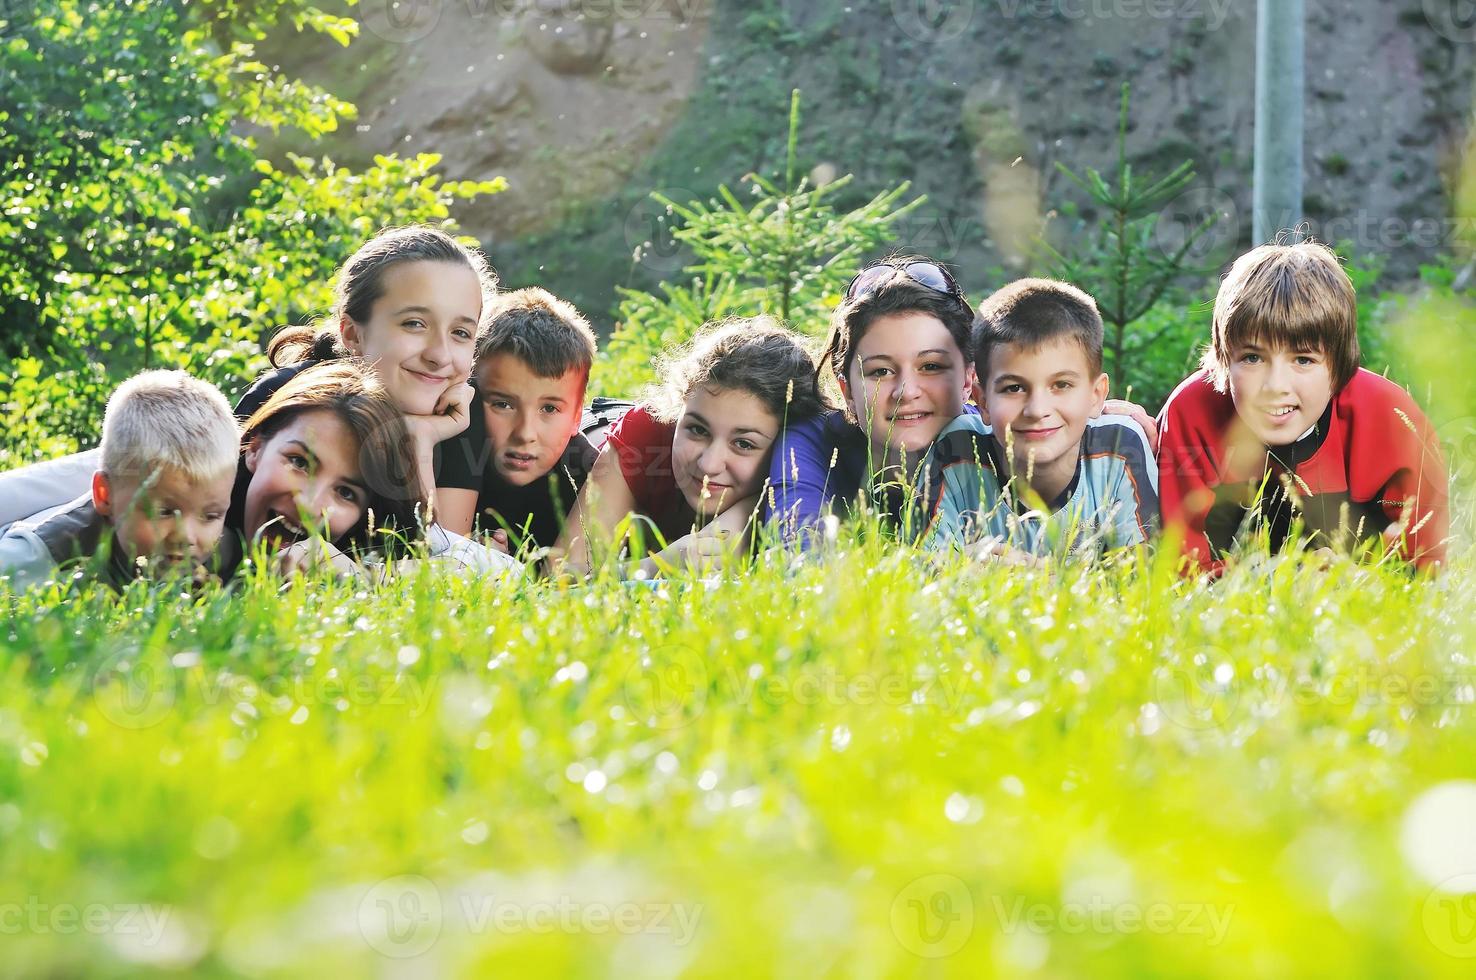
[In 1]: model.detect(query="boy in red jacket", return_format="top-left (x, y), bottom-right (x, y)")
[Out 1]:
top-left (1157, 241), bottom-right (1448, 573)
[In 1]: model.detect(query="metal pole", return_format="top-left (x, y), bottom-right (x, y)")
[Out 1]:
top-left (1253, 0), bottom-right (1304, 245)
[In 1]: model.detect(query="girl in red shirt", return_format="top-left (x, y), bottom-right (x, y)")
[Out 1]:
top-left (555, 317), bottom-right (829, 577)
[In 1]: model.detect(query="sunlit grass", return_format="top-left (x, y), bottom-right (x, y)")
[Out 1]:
top-left (2, 506), bottom-right (1475, 977)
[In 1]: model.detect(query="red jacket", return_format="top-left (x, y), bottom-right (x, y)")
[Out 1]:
top-left (1156, 369), bottom-right (1449, 572)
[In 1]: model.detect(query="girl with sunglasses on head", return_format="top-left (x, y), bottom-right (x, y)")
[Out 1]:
top-left (766, 257), bottom-right (978, 544)
top-left (767, 257), bottom-right (1162, 547)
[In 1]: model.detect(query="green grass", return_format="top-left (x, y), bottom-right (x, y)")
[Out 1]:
top-left (3, 523), bottom-right (1476, 978)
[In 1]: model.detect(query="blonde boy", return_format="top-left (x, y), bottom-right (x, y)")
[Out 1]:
top-left (0, 371), bottom-right (239, 588)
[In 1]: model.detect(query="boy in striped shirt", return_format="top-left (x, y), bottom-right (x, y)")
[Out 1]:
top-left (917, 279), bottom-right (1158, 560)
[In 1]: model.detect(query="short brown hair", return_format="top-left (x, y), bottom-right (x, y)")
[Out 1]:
top-left (1203, 241), bottom-right (1359, 392)
top-left (972, 278), bottom-right (1104, 378)
top-left (647, 317), bottom-right (831, 425)
top-left (475, 287), bottom-right (597, 387)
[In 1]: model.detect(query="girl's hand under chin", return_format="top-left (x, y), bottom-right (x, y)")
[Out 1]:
top-left (404, 381), bottom-right (474, 451)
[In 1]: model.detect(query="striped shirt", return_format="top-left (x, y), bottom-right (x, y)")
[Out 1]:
top-left (917, 414), bottom-right (1159, 556)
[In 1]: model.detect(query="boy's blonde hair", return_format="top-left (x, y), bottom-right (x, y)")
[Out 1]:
top-left (100, 370), bottom-right (239, 483)
top-left (1204, 240), bottom-right (1360, 392)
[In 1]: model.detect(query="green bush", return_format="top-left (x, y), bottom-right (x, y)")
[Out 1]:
top-left (0, 0), bottom-right (503, 465)
top-left (594, 91), bottom-right (922, 396)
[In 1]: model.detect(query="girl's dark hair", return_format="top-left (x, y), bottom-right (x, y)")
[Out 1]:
top-left (238, 360), bottom-right (425, 551)
top-left (267, 226), bottom-right (498, 367)
top-left (646, 316), bottom-right (832, 424)
top-left (818, 256), bottom-right (974, 401)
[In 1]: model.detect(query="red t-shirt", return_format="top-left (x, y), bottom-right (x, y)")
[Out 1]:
top-left (1157, 368), bottom-right (1449, 573)
top-left (604, 405), bottom-right (697, 544)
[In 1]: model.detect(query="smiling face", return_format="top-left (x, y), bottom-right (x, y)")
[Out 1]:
top-left (241, 410), bottom-right (370, 549)
top-left (671, 385), bottom-right (781, 518)
top-left (840, 311), bottom-right (972, 466)
top-left (979, 335), bottom-right (1109, 500)
top-left (340, 260), bottom-right (482, 417)
top-left (94, 464), bottom-right (235, 573)
top-left (475, 352), bottom-right (587, 487)
top-left (1227, 340), bottom-right (1335, 446)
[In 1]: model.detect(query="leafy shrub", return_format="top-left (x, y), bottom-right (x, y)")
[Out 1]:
top-left (0, 0), bottom-right (503, 465)
top-left (594, 91), bottom-right (922, 395)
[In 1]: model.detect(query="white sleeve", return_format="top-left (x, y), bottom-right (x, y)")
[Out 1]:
top-left (423, 524), bottom-right (525, 577)
top-left (0, 448), bottom-right (101, 531)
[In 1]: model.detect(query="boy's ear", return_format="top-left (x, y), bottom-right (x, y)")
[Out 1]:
top-left (91, 471), bottom-right (113, 518)
top-left (1091, 372), bottom-right (1110, 415)
top-left (243, 436), bottom-right (262, 474)
top-left (339, 314), bottom-right (363, 356)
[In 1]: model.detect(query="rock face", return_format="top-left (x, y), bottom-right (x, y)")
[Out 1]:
top-left (271, 0), bottom-right (1474, 322)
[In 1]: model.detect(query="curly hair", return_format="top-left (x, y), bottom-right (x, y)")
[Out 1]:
top-left (645, 317), bottom-right (832, 425)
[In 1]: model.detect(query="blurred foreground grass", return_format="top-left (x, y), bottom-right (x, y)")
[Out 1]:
top-left (3, 519), bottom-right (1476, 978)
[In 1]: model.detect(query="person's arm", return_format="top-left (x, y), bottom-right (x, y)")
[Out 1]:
top-left (435, 488), bottom-right (479, 537)
top-left (402, 383), bottom-right (475, 501)
top-left (1365, 390), bottom-right (1449, 570)
top-left (637, 494), bottom-right (758, 577)
top-left (766, 413), bottom-right (844, 545)
top-left (1155, 390), bottom-right (1224, 574)
top-left (551, 448), bottom-right (641, 577)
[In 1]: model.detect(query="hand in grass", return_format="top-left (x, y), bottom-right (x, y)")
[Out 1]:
top-left (276, 538), bottom-right (366, 580)
top-left (965, 536), bottom-right (1045, 568)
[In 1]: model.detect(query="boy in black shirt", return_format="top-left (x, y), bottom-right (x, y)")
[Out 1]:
top-left (437, 289), bottom-right (626, 554)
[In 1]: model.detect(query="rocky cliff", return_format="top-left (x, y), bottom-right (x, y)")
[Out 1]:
top-left (273, 0), bottom-right (1476, 326)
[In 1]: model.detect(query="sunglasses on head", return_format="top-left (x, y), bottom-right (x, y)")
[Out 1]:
top-left (844, 261), bottom-right (967, 307)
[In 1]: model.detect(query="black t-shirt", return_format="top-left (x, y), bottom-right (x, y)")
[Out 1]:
top-left (450, 396), bottom-right (631, 552)
top-left (233, 361), bottom-right (482, 492)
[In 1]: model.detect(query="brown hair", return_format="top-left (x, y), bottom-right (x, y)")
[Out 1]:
top-left (474, 287), bottom-right (597, 386)
top-left (237, 361), bottom-right (425, 549)
top-left (646, 317), bottom-right (831, 425)
top-left (972, 278), bottom-right (1104, 378)
top-left (818, 258), bottom-right (974, 403)
top-left (1203, 240), bottom-right (1360, 392)
top-left (267, 226), bottom-right (497, 367)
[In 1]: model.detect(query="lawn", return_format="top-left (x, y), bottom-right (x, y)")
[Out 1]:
top-left (2, 526), bottom-right (1475, 978)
